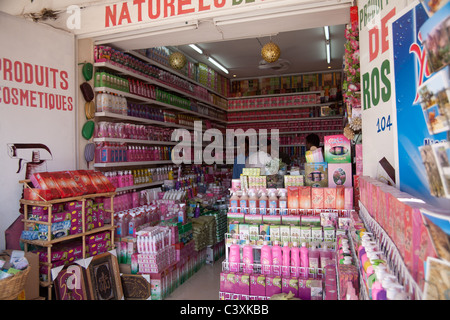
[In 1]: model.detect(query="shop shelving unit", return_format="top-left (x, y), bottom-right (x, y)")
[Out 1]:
top-left (92, 49), bottom-right (231, 193)
top-left (19, 180), bottom-right (116, 300)
top-left (357, 201), bottom-right (423, 300)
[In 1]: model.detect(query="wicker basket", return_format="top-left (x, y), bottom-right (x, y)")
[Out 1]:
top-left (0, 266), bottom-right (30, 300)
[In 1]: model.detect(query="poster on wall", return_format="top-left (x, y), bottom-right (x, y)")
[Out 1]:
top-left (390, 1), bottom-right (450, 210)
top-left (0, 12), bottom-right (76, 250)
top-left (358, 0), bottom-right (411, 183)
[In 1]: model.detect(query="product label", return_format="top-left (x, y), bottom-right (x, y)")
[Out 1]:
top-left (240, 200), bottom-right (248, 213)
top-left (230, 200), bottom-right (238, 213)
top-left (279, 200), bottom-right (287, 215)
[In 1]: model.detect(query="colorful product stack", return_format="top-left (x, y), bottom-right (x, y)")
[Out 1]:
top-left (359, 176), bottom-right (440, 292)
top-left (26, 170), bottom-right (115, 201)
top-left (335, 235), bottom-right (359, 299)
top-left (219, 239), bottom-right (336, 300)
top-left (229, 187), bottom-right (353, 214)
top-left (95, 121), bottom-right (173, 141)
top-left (35, 241), bottom-right (83, 282)
top-left (21, 198), bottom-right (107, 242)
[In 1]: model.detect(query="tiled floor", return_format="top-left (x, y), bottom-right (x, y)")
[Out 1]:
top-left (165, 257), bottom-right (225, 300)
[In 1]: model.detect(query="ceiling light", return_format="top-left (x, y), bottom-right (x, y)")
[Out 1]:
top-left (169, 52), bottom-right (187, 70)
top-left (326, 41), bottom-right (331, 64)
top-left (324, 26), bottom-right (330, 41)
top-left (189, 44), bottom-right (203, 54)
top-left (207, 57), bottom-right (229, 74)
top-left (261, 41), bottom-right (281, 63)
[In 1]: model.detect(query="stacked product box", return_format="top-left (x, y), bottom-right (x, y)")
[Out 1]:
top-left (34, 241), bottom-right (83, 282)
top-left (22, 199), bottom-right (106, 242)
top-left (219, 269), bottom-right (330, 300)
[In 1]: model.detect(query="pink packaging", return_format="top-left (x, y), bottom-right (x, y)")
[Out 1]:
top-left (220, 272), bottom-right (237, 293)
top-left (236, 273), bottom-right (250, 295)
top-left (335, 186), bottom-right (345, 210)
top-left (323, 188), bottom-right (336, 209)
top-left (250, 274), bottom-right (266, 297)
top-left (344, 187), bottom-right (353, 210)
top-left (298, 278), bottom-right (311, 300)
top-left (86, 231), bottom-right (111, 244)
top-left (265, 275), bottom-right (282, 297)
top-left (311, 187), bottom-right (324, 209)
top-left (282, 277), bottom-right (298, 297)
top-left (328, 163), bottom-right (352, 187)
top-left (355, 144), bottom-right (363, 176)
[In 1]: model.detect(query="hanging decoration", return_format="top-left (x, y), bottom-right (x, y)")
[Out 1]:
top-left (261, 41), bottom-right (281, 63)
top-left (169, 51), bottom-right (187, 70)
top-left (342, 20), bottom-right (361, 144)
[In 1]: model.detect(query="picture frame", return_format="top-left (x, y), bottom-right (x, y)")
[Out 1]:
top-left (53, 263), bottom-right (91, 300)
top-left (85, 252), bottom-right (123, 300)
top-left (120, 274), bottom-right (151, 300)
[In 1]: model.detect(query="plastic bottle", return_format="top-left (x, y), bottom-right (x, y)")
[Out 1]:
top-left (319, 244), bottom-right (333, 268)
top-left (309, 245), bottom-right (320, 269)
top-left (300, 242), bottom-right (309, 269)
top-left (229, 191), bottom-right (239, 213)
top-left (282, 242), bottom-right (291, 277)
top-left (258, 191), bottom-right (268, 215)
top-left (272, 241), bottom-right (282, 276)
top-left (278, 191), bottom-right (288, 215)
top-left (268, 191), bottom-right (278, 215)
top-left (242, 240), bottom-right (254, 274)
top-left (260, 241), bottom-right (272, 275)
top-left (229, 239), bottom-right (241, 272)
top-left (239, 190), bottom-right (249, 214)
top-left (290, 242), bottom-right (301, 277)
top-left (248, 190), bottom-right (259, 214)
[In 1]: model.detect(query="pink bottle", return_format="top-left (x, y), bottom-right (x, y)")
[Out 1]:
top-left (272, 241), bottom-right (282, 276)
top-left (290, 242), bottom-right (301, 277)
top-left (300, 242), bottom-right (309, 270)
top-left (242, 240), bottom-right (254, 274)
top-left (282, 242), bottom-right (291, 277)
top-left (260, 241), bottom-right (272, 275)
top-left (229, 239), bottom-right (241, 272)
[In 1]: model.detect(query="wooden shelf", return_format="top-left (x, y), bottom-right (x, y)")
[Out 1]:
top-left (19, 191), bottom-right (116, 206)
top-left (20, 225), bottom-right (116, 247)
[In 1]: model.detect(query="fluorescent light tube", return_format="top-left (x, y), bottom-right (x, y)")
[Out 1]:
top-left (189, 44), bottom-right (203, 54)
top-left (208, 57), bottom-right (229, 74)
top-left (326, 42), bottom-right (331, 64)
top-left (324, 26), bottom-right (329, 41)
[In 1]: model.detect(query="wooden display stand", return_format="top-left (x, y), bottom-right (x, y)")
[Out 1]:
top-left (19, 180), bottom-right (116, 300)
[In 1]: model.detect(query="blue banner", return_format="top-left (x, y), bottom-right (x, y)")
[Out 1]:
top-left (393, 2), bottom-right (450, 209)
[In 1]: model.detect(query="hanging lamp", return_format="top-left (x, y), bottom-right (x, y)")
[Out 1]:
top-left (169, 51), bottom-right (187, 69)
top-left (261, 40), bottom-right (281, 63)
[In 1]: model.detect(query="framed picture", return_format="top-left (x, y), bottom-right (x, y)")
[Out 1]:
top-left (120, 274), bottom-right (151, 300)
top-left (53, 264), bottom-right (91, 300)
top-left (85, 252), bottom-right (123, 300)
top-left (424, 257), bottom-right (450, 300)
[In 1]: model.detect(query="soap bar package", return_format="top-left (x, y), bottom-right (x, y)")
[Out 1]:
top-left (305, 163), bottom-right (328, 187)
top-left (324, 135), bottom-right (351, 163)
top-left (328, 163), bottom-right (353, 187)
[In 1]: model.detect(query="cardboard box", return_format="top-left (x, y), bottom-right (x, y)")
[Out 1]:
top-left (328, 163), bottom-right (353, 187)
top-left (305, 162), bottom-right (328, 187)
top-left (324, 134), bottom-right (351, 163)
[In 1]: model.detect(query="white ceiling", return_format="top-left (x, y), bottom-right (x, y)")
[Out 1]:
top-left (176, 25), bottom-right (346, 80)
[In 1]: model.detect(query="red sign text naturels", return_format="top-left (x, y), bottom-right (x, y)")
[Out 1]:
top-left (0, 58), bottom-right (73, 111)
top-left (104, 0), bottom-right (260, 27)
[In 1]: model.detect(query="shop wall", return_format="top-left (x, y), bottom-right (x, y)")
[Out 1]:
top-left (0, 12), bottom-right (76, 250)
